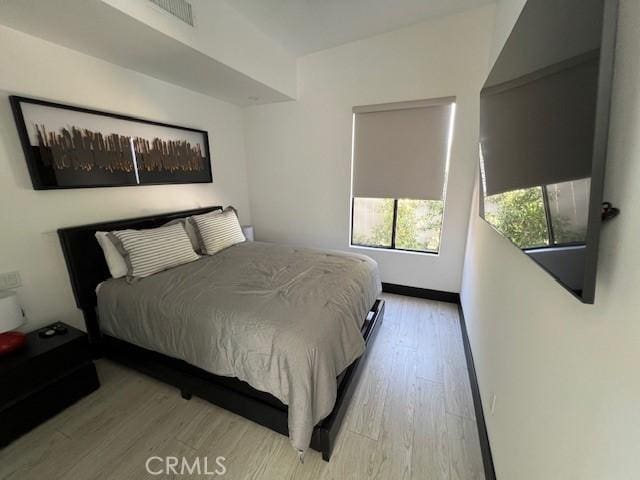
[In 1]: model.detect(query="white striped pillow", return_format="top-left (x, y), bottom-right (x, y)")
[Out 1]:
top-left (188, 208), bottom-right (245, 255)
top-left (109, 223), bottom-right (199, 279)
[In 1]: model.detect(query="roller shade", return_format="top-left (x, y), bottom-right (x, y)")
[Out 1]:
top-left (480, 54), bottom-right (598, 196)
top-left (352, 98), bottom-right (454, 201)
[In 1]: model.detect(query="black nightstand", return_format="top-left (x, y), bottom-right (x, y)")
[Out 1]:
top-left (0, 322), bottom-right (100, 447)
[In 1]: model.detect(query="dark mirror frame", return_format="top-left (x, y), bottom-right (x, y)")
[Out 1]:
top-left (478, 0), bottom-right (619, 304)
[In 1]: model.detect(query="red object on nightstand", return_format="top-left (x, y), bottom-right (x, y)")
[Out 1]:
top-left (0, 291), bottom-right (25, 356)
top-left (0, 331), bottom-right (26, 356)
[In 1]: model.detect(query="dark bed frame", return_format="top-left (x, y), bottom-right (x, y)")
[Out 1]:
top-left (57, 206), bottom-right (384, 461)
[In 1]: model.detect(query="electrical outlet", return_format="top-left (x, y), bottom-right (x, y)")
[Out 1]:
top-left (490, 394), bottom-right (497, 415)
top-left (0, 271), bottom-right (22, 290)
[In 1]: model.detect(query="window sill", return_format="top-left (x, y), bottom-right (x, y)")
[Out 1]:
top-left (349, 244), bottom-right (440, 257)
top-left (523, 244), bottom-right (586, 253)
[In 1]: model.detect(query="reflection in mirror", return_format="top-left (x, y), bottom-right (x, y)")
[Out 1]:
top-left (478, 0), bottom-right (617, 302)
top-left (482, 178), bottom-right (591, 250)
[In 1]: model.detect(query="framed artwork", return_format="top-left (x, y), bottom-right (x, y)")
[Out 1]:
top-left (9, 96), bottom-right (212, 189)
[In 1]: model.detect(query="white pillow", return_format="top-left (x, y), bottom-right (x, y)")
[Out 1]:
top-left (109, 223), bottom-right (200, 279)
top-left (188, 207), bottom-right (245, 255)
top-left (95, 231), bottom-right (127, 278)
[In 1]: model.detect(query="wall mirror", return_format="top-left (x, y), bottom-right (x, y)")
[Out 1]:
top-left (478, 0), bottom-right (618, 303)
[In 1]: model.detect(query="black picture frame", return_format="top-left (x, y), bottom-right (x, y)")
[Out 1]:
top-left (10, 95), bottom-right (212, 190)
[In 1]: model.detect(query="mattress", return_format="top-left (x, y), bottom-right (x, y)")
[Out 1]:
top-left (97, 241), bottom-right (381, 453)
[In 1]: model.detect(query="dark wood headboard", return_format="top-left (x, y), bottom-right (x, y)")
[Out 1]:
top-left (58, 206), bottom-right (222, 343)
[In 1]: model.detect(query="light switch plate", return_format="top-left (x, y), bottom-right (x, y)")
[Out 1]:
top-left (0, 271), bottom-right (22, 290)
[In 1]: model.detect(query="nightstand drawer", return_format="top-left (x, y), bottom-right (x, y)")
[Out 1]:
top-left (0, 322), bottom-right (100, 446)
top-left (0, 334), bottom-right (90, 406)
top-left (0, 362), bottom-right (99, 447)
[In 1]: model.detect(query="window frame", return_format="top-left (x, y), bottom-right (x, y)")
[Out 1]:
top-left (349, 98), bottom-right (456, 256)
top-left (482, 182), bottom-right (587, 252)
top-left (526, 184), bottom-right (588, 251)
top-left (349, 197), bottom-right (441, 255)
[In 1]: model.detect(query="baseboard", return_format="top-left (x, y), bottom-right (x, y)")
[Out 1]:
top-left (457, 303), bottom-right (497, 480)
top-left (381, 282), bottom-right (460, 304)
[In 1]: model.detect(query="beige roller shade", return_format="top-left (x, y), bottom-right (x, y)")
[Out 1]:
top-left (352, 97), bottom-right (455, 201)
top-left (480, 53), bottom-right (598, 196)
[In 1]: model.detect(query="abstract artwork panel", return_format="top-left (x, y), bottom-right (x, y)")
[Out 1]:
top-left (10, 96), bottom-right (212, 189)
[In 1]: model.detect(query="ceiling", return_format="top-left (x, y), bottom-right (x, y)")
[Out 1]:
top-left (225, 0), bottom-right (495, 56)
top-left (0, 0), bottom-right (292, 106)
top-left (0, 0), bottom-right (495, 105)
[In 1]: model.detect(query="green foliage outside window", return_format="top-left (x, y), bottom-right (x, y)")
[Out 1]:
top-left (364, 199), bottom-right (443, 252)
top-left (395, 199), bottom-right (443, 251)
top-left (352, 198), bottom-right (394, 247)
top-left (485, 187), bottom-right (549, 249)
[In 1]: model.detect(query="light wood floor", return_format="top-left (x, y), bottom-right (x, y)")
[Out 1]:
top-left (0, 293), bottom-right (484, 480)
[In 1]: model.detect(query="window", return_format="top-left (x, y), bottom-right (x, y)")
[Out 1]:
top-left (547, 178), bottom-right (590, 244)
top-left (352, 198), bottom-right (394, 248)
top-left (350, 98), bottom-right (455, 254)
top-left (352, 198), bottom-right (444, 252)
top-left (483, 178), bottom-right (590, 249)
top-left (484, 186), bottom-right (549, 249)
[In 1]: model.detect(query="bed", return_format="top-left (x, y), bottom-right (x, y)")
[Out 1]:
top-left (57, 206), bottom-right (384, 461)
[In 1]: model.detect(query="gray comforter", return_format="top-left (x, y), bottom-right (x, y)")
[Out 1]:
top-left (97, 241), bottom-right (381, 453)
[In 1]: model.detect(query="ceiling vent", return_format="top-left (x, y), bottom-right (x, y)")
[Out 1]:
top-left (149, 0), bottom-right (194, 26)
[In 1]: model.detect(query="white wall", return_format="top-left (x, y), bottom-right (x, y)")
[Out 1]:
top-left (243, 5), bottom-right (495, 293)
top-left (0, 25), bottom-right (252, 333)
top-left (460, 1), bottom-right (640, 478)
top-left (103, 0), bottom-right (297, 98)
